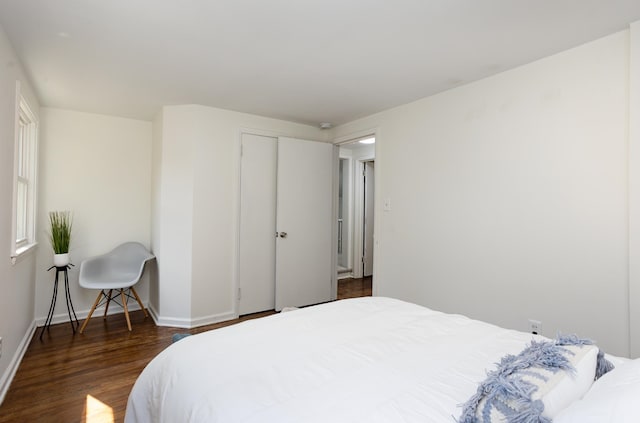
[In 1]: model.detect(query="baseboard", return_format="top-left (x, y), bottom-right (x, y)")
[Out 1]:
top-left (190, 311), bottom-right (237, 328)
top-left (147, 304), bottom-right (237, 328)
top-left (147, 303), bottom-right (161, 326)
top-left (147, 305), bottom-right (191, 328)
top-left (0, 320), bottom-right (36, 406)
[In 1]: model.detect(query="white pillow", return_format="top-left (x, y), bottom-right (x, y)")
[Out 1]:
top-left (539, 344), bottom-right (598, 418)
top-left (554, 358), bottom-right (640, 423)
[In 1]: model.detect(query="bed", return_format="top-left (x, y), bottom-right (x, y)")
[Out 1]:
top-left (125, 297), bottom-right (638, 422)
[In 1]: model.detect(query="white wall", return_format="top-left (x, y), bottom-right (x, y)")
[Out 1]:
top-left (149, 110), bottom-right (163, 314)
top-left (629, 21), bottom-right (640, 358)
top-left (149, 107), bottom-right (194, 324)
top-left (35, 108), bottom-right (152, 324)
top-left (0, 24), bottom-right (39, 402)
top-left (152, 105), bottom-right (327, 326)
top-left (334, 30), bottom-right (632, 357)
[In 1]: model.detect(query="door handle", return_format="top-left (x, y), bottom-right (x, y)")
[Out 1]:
top-left (279, 232), bottom-right (288, 238)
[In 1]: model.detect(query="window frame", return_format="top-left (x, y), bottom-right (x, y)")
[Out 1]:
top-left (11, 81), bottom-right (39, 262)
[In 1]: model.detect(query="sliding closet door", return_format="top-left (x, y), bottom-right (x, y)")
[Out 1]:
top-left (238, 134), bottom-right (277, 315)
top-left (275, 137), bottom-right (336, 310)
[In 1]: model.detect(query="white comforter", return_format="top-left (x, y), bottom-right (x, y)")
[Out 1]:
top-left (125, 297), bottom-right (542, 422)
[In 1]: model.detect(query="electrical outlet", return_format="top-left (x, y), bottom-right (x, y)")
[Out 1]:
top-left (528, 319), bottom-right (542, 335)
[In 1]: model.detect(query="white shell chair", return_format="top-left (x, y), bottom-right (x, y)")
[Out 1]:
top-left (79, 242), bottom-right (155, 333)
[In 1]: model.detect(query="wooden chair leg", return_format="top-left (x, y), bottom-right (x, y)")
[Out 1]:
top-left (121, 289), bottom-right (132, 331)
top-left (103, 289), bottom-right (113, 319)
top-left (130, 287), bottom-right (148, 317)
top-left (80, 291), bottom-right (104, 333)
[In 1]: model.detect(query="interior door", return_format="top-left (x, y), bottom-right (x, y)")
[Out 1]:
top-left (363, 161), bottom-right (375, 277)
top-left (275, 137), bottom-right (336, 310)
top-left (238, 134), bottom-right (277, 315)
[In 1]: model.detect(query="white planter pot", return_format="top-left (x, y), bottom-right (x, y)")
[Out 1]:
top-left (53, 253), bottom-right (69, 267)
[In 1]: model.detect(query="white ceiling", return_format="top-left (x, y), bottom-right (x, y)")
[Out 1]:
top-left (1, 1), bottom-right (640, 127)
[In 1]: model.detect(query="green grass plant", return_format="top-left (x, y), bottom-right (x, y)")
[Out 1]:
top-left (49, 211), bottom-right (72, 254)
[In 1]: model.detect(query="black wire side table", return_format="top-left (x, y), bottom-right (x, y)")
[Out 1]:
top-left (39, 263), bottom-right (80, 340)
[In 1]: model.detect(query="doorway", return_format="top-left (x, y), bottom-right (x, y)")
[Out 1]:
top-left (336, 136), bottom-right (375, 282)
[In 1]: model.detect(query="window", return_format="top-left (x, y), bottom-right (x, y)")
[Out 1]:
top-left (11, 81), bottom-right (38, 260)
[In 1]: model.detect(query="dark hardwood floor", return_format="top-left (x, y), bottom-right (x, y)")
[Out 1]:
top-left (0, 277), bottom-right (371, 422)
top-left (338, 275), bottom-right (372, 299)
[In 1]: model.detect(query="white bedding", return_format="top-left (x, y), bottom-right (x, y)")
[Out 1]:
top-left (125, 297), bottom-right (549, 422)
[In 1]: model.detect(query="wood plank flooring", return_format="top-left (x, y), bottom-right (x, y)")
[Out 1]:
top-left (338, 275), bottom-right (372, 299)
top-left (0, 277), bottom-right (371, 423)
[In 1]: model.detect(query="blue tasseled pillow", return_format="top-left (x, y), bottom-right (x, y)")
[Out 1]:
top-left (458, 335), bottom-right (614, 423)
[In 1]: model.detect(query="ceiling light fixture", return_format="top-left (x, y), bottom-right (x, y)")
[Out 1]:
top-left (319, 122), bottom-right (332, 129)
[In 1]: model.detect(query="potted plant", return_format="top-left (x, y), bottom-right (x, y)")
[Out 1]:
top-left (49, 211), bottom-right (73, 267)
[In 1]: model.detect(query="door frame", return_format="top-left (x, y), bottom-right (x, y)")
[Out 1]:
top-left (334, 129), bottom-right (378, 294)
top-left (337, 156), bottom-right (354, 277)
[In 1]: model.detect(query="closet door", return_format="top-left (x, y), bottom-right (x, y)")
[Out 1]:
top-left (238, 134), bottom-right (277, 315)
top-left (275, 137), bottom-right (336, 310)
